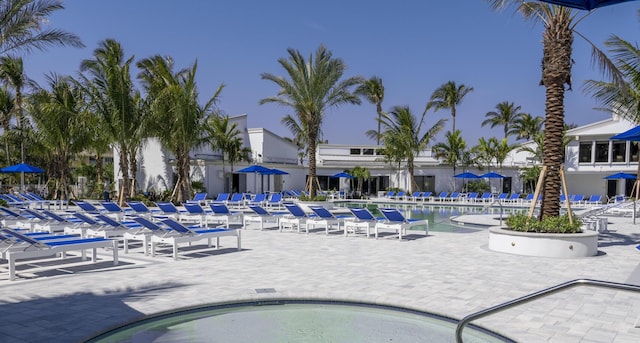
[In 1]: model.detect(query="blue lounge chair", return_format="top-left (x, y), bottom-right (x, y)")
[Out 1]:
top-left (75, 201), bottom-right (103, 214)
top-left (376, 208), bottom-right (428, 240)
top-left (209, 203), bottom-right (243, 226)
top-left (384, 191), bottom-right (395, 199)
top-left (345, 208), bottom-right (384, 237)
top-left (1, 227), bottom-right (118, 281)
top-left (266, 193), bottom-right (283, 209)
top-left (466, 192), bottom-right (479, 202)
top-left (446, 192), bottom-right (460, 202)
top-left (249, 193), bottom-right (267, 207)
top-left (435, 192), bottom-right (449, 201)
top-left (480, 192), bottom-right (494, 202)
top-left (124, 217), bottom-right (173, 255)
top-left (186, 192), bottom-right (208, 205)
top-left (214, 193), bottom-right (230, 203)
top-left (307, 206), bottom-right (349, 235)
top-left (587, 194), bottom-right (602, 205)
top-left (410, 191), bottom-right (423, 202)
top-left (126, 201), bottom-right (157, 218)
top-left (155, 202), bottom-right (184, 220)
top-left (280, 203), bottom-right (312, 233)
top-left (243, 205), bottom-right (284, 230)
top-left (226, 193), bottom-right (245, 208)
top-left (100, 201), bottom-right (128, 221)
top-left (152, 219), bottom-right (241, 259)
top-left (181, 203), bottom-right (211, 226)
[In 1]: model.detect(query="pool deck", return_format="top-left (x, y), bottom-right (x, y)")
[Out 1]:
top-left (1, 208), bottom-right (640, 342)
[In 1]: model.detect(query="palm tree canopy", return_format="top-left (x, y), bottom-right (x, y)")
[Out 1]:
top-left (482, 101), bottom-right (524, 138)
top-left (0, 0), bottom-right (84, 55)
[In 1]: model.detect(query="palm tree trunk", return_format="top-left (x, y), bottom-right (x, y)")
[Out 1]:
top-left (129, 147), bottom-right (138, 198)
top-left (308, 132), bottom-right (318, 198)
top-left (539, 13), bottom-right (572, 220)
top-left (118, 148), bottom-right (130, 206)
top-left (376, 103), bottom-right (383, 145)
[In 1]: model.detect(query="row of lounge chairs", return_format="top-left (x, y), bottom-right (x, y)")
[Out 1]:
top-left (0, 203), bottom-right (243, 281)
top-left (382, 191), bottom-right (604, 206)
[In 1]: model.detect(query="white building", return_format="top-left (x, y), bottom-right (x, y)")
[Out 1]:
top-left (114, 112), bottom-right (638, 200)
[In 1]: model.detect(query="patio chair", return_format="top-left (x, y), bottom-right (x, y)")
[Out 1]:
top-left (243, 205), bottom-right (285, 230)
top-left (306, 206), bottom-right (349, 235)
top-left (124, 217), bottom-right (172, 255)
top-left (100, 201), bottom-right (129, 221)
top-left (1, 227), bottom-right (118, 281)
top-left (21, 208), bottom-right (70, 233)
top-left (154, 202), bottom-right (185, 220)
top-left (384, 191), bottom-right (395, 199)
top-left (571, 194), bottom-right (585, 206)
top-left (75, 201), bottom-right (103, 214)
top-left (410, 191), bottom-right (423, 202)
top-left (344, 208), bottom-right (385, 237)
top-left (181, 203), bottom-right (211, 226)
top-left (186, 192), bottom-right (208, 205)
top-left (209, 203), bottom-right (243, 226)
top-left (375, 208), bottom-right (429, 240)
top-left (226, 193), bottom-right (245, 208)
top-left (248, 193), bottom-right (268, 207)
top-left (266, 193), bottom-right (284, 209)
top-left (0, 206), bottom-right (36, 229)
top-left (446, 192), bottom-right (461, 202)
top-left (586, 194), bottom-right (602, 205)
top-left (0, 194), bottom-right (27, 207)
top-left (505, 193), bottom-right (520, 203)
top-left (71, 213), bottom-right (131, 239)
top-left (151, 219), bottom-right (241, 260)
top-left (214, 193), bottom-right (230, 203)
top-left (435, 192), bottom-right (448, 201)
top-left (466, 192), bottom-right (479, 202)
top-left (420, 191), bottom-right (432, 201)
top-left (280, 203), bottom-right (312, 233)
top-left (126, 201), bottom-right (157, 219)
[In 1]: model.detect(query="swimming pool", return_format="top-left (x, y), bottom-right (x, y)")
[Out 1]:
top-left (85, 300), bottom-right (514, 343)
top-left (334, 202), bottom-right (525, 232)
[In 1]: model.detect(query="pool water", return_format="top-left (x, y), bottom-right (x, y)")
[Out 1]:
top-left (86, 300), bottom-right (513, 343)
top-left (335, 203), bottom-right (526, 232)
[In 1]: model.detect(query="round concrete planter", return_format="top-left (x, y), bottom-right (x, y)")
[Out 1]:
top-left (488, 226), bottom-right (598, 258)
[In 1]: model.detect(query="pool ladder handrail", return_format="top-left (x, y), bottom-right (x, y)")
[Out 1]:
top-left (480, 199), bottom-right (504, 226)
top-left (455, 278), bottom-right (640, 342)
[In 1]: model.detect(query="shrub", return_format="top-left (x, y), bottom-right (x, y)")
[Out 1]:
top-left (298, 195), bottom-right (327, 201)
top-left (505, 213), bottom-right (582, 234)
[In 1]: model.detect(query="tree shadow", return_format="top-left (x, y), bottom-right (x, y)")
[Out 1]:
top-left (0, 282), bottom-right (189, 342)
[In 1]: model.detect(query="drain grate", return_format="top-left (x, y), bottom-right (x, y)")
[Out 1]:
top-left (255, 288), bottom-right (277, 294)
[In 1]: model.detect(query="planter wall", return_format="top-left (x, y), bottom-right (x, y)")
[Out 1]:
top-left (294, 201), bottom-right (335, 212)
top-left (488, 226), bottom-right (598, 258)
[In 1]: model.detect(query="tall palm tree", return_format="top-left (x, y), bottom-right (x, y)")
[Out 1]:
top-left (0, 0), bottom-right (83, 55)
top-left (137, 55), bottom-right (223, 203)
top-left (260, 45), bottom-right (363, 198)
top-left (379, 105), bottom-right (446, 192)
top-left (482, 101), bottom-right (524, 139)
top-left (426, 81), bottom-right (473, 132)
top-left (28, 74), bottom-right (91, 201)
top-left (475, 137), bottom-right (497, 171)
top-left (486, 1), bottom-right (623, 219)
top-left (80, 39), bottom-right (138, 205)
top-left (510, 113), bottom-right (544, 140)
top-left (350, 165), bottom-right (370, 196)
top-left (0, 56), bottom-right (36, 164)
top-left (355, 76), bottom-right (384, 144)
top-left (432, 130), bottom-right (467, 176)
top-left (0, 87), bottom-right (15, 164)
top-left (494, 137), bottom-right (515, 169)
top-left (208, 115), bottom-right (248, 192)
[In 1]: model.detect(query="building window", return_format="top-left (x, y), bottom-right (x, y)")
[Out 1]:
top-left (350, 148), bottom-right (361, 155)
top-left (375, 149), bottom-right (384, 156)
top-left (632, 142), bottom-right (639, 162)
top-left (363, 148), bottom-right (374, 155)
top-left (612, 141), bottom-right (626, 162)
top-left (595, 141), bottom-right (609, 163)
top-left (579, 142), bottom-right (592, 163)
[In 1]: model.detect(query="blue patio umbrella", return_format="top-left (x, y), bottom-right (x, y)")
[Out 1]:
top-left (237, 165), bottom-right (273, 193)
top-left (453, 172), bottom-right (480, 179)
top-left (264, 168), bottom-right (289, 175)
top-left (604, 172), bottom-right (637, 179)
top-left (454, 172), bottom-right (480, 192)
top-left (538, 0), bottom-right (635, 10)
top-left (479, 172), bottom-right (505, 179)
top-left (0, 163), bottom-right (45, 192)
top-left (331, 172), bottom-right (355, 179)
top-left (0, 163), bottom-right (44, 173)
top-left (611, 125), bottom-right (640, 141)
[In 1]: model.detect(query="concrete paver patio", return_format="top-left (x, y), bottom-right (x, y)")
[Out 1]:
top-left (1, 212), bottom-right (640, 342)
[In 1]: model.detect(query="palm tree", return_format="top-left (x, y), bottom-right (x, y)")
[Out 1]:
top-left (0, 87), bottom-right (15, 164)
top-left (494, 137), bottom-right (515, 169)
top-left (28, 74), bottom-right (91, 201)
top-left (260, 45), bottom-right (363, 198)
top-left (0, 56), bottom-right (37, 164)
top-left (432, 130), bottom-right (467, 176)
top-left (0, 0), bottom-right (83, 55)
top-left (482, 101), bottom-right (524, 139)
top-left (80, 39), bottom-right (138, 205)
top-left (350, 166), bottom-right (370, 196)
top-left (379, 105), bottom-right (446, 192)
top-left (486, 1), bottom-right (623, 219)
top-left (355, 76), bottom-right (384, 144)
top-left (510, 113), bottom-right (544, 140)
top-left (208, 115), bottom-right (248, 192)
top-left (137, 55), bottom-right (223, 203)
top-left (475, 137), bottom-right (497, 171)
top-left (426, 81), bottom-right (473, 132)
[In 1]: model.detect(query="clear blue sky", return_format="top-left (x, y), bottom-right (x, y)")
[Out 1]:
top-left (21, 0), bottom-right (640, 145)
